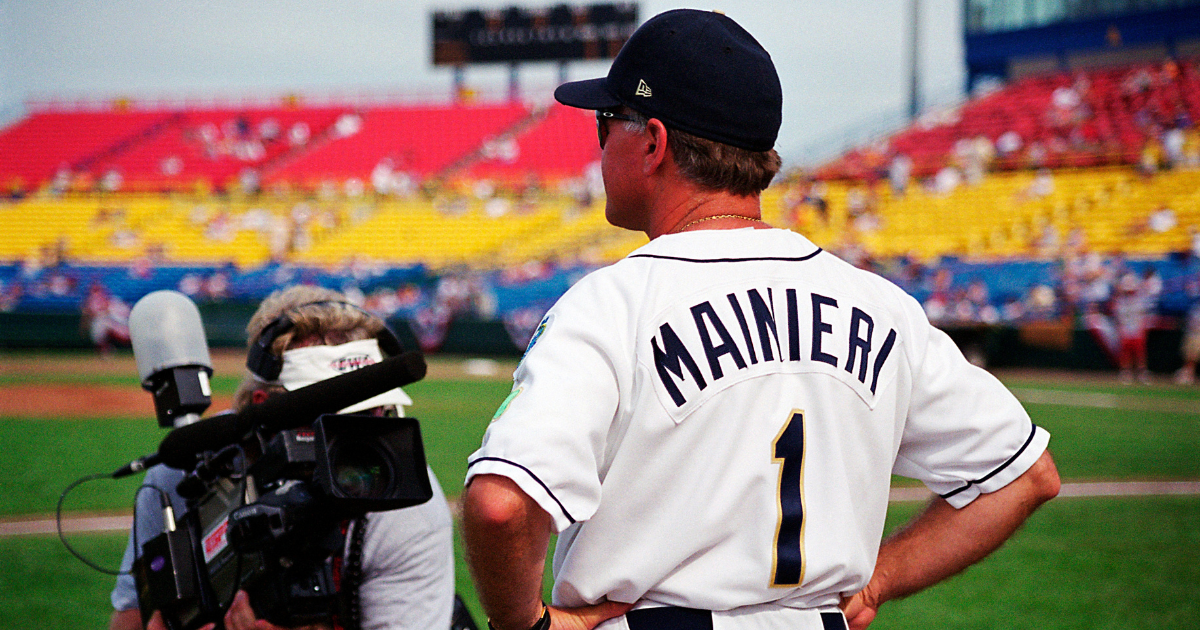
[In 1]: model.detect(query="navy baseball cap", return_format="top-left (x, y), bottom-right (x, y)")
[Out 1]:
top-left (554, 9), bottom-right (782, 152)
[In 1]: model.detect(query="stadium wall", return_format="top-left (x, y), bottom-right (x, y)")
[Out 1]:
top-left (0, 306), bottom-right (522, 356)
top-left (966, 5), bottom-right (1200, 87)
top-left (0, 309), bottom-right (1184, 372)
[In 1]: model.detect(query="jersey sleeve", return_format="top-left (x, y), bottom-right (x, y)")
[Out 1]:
top-left (466, 274), bottom-right (628, 532)
top-left (894, 312), bottom-right (1050, 508)
top-left (111, 529), bottom-right (141, 611)
top-left (111, 465), bottom-right (184, 611)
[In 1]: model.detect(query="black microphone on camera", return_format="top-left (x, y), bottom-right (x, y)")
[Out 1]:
top-left (155, 350), bottom-right (427, 471)
top-left (129, 290), bottom-right (214, 429)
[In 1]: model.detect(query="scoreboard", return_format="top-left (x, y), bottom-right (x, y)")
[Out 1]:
top-left (433, 3), bottom-right (639, 65)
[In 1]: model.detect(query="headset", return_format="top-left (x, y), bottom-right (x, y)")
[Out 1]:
top-left (246, 301), bottom-right (405, 381)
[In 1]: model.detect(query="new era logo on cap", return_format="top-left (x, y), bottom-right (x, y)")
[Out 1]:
top-left (635, 79), bottom-right (652, 98)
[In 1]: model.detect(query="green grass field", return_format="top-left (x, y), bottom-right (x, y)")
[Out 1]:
top-left (1, 354), bottom-right (1198, 629)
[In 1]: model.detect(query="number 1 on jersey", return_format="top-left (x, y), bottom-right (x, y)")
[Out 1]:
top-left (772, 410), bottom-right (805, 587)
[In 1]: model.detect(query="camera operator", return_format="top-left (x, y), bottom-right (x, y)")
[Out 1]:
top-left (109, 286), bottom-right (456, 630)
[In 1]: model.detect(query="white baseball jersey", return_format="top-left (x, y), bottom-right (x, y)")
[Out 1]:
top-left (467, 228), bottom-right (1049, 614)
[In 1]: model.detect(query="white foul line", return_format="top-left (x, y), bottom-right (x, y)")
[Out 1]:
top-left (887, 481), bottom-right (1200, 503)
top-left (1008, 387), bottom-right (1200, 414)
top-left (7, 481), bottom-right (1200, 537)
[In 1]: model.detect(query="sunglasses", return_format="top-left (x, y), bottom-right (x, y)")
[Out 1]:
top-left (596, 110), bottom-right (638, 149)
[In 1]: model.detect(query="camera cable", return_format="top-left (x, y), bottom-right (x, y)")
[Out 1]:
top-left (56, 473), bottom-right (171, 576)
top-left (339, 515), bottom-right (368, 630)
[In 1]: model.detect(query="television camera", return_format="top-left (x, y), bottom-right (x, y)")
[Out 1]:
top-left (117, 291), bottom-right (433, 630)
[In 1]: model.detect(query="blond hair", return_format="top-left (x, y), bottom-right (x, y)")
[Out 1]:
top-left (233, 285), bottom-right (385, 410)
top-left (623, 111), bottom-right (781, 195)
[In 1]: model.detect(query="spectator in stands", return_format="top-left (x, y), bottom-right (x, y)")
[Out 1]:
top-left (48, 166), bottom-right (72, 196)
top-left (177, 272), bottom-right (203, 297)
top-left (1125, 205), bottom-right (1179, 241)
top-left (1181, 129), bottom-right (1200, 168)
top-left (1051, 83), bottom-right (1082, 118)
top-left (833, 232), bottom-right (872, 271)
top-left (159, 155), bottom-right (183, 177)
top-left (288, 121), bottom-right (311, 146)
top-left (202, 268), bottom-right (231, 300)
top-left (334, 112), bottom-right (363, 138)
top-left (844, 183), bottom-right (881, 234)
top-left (1047, 81), bottom-right (1090, 145)
top-left (922, 267), bottom-right (953, 323)
top-left (953, 137), bottom-right (988, 185)
top-left (128, 251), bottom-right (157, 281)
top-left (1036, 221), bottom-right (1062, 258)
top-left (1140, 265), bottom-right (1163, 305)
top-left (372, 158), bottom-right (397, 196)
top-left (1065, 225), bottom-right (1087, 257)
top-left (1000, 295), bottom-right (1026, 323)
top-left (888, 152), bottom-right (912, 196)
top-left (99, 168), bottom-right (123, 193)
top-left (230, 114), bottom-right (251, 139)
top-left (238, 168), bottom-right (261, 195)
top-left (1149, 205), bottom-right (1178, 233)
top-left (932, 163), bottom-right (962, 195)
top-left (344, 177), bottom-right (366, 197)
top-left (1140, 133), bottom-right (1163, 177)
top-left (1122, 65), bottom-right (1155, 100)
top-left (0, 279), bottom-right (22, 312)
top-left (802, 179), bottom-right (829, 224)
top-left (1171, 102), bottom-right (1192, 132)
top-left (852, 205), bottom-right (882, 234)
top-left (41, 267), bottom-right (77, 298)
top-left (845, 184), bottom-right (869, 218)
top-left (411, 302), bottom-right (452, 352)
top-left (953, 281), bottom-right (999, 327)
top-left (1016, 168), bottom-right (1054, 202)
top-left (1024, 283), bottom-right (1060, 321)
top-left (258, 117), bottom-right (281, 143)
top-left (1060, 250), bottom-right (1087, 311)
top-left (1163, 124), bottom-right (1186, 167)
top-left (204, 210), bottom-right (236, 242)
top-left (996, 129), bottom-right (1022, 159)
top-left (1024, 139), bottom-right (1048, 169)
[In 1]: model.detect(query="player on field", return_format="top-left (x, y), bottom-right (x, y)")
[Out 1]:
top-left (461, 9), bottom-right (1061, 630)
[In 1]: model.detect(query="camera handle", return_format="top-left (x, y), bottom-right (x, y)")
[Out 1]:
top-left (158, 458), bottom-right (242, 630)
top-left (179, 496), bottom-right (229, 630)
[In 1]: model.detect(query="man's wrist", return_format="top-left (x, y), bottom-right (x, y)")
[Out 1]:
top-left (487, 604), bottom-right (550, 630)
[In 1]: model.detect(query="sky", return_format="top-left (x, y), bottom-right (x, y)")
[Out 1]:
top-left (0, 0), bottom-right (966, 166)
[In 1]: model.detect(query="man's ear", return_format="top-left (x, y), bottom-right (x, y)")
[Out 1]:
top-left (643, 118), bottom-right (670, 175)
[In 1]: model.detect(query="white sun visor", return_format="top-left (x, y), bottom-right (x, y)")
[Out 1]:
top-left (277, 338), bottom-right (413, 414)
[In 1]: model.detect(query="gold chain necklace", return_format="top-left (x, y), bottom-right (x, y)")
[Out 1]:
top-left (676, 214), bottom-right (764, 233)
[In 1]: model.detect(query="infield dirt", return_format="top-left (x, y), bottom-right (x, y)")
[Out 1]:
top-left (0, 350), bottom-right (518, 419)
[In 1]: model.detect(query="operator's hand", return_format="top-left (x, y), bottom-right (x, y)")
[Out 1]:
top-left (146, 611), bottom-right (169, 630)
top-left (547, 600), bottom-right (634, 630)
top-left (197, 590), bottom-right (333, 630)
top-left (840, 587), bottom-right (880, 630)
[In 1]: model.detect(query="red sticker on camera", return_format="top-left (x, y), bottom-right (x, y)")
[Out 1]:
top-left (203, 517), bottom-right (229, 563)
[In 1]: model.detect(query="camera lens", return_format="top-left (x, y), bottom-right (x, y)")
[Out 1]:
top-left (328, 440), bottom-right (392, 499)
